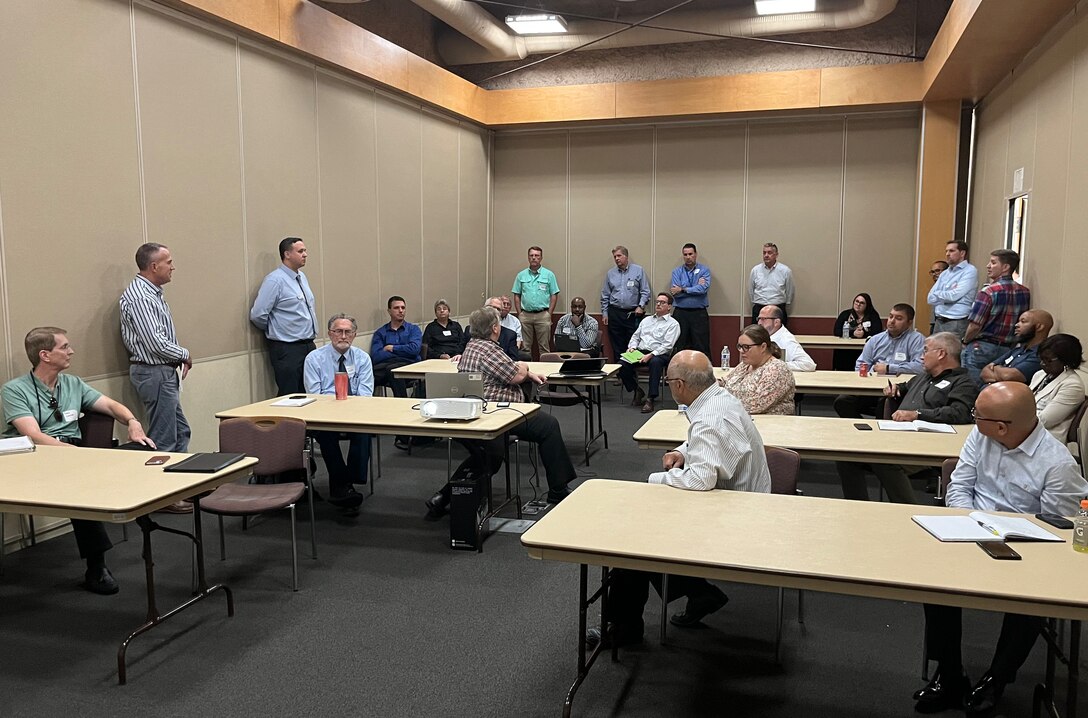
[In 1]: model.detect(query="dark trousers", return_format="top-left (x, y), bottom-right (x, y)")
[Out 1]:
top-left (71, 519), bottom-right (113, 562)
top-left (372, 357), bottom-right (414, 398)
top-left (672, 306), bottom-right (711, 360)
top-left (833, 393), bottom-right (880, 419)
top-left (751, 303), bottom-right (788, 326)
top-left (924, 604), bottom-right (1044, 683)
top-left (619, 352), bottom-right (669, 399)
top-left (606, 306), bottom-right (640, 362)
top-left (312, 431), bottom-right (370, 495)
top-left (448, 412), bottom-right (576, 501)
top-left (268, 339), bottom-right (316, 396)
top-left (608, 568), bottom-right (723, 636)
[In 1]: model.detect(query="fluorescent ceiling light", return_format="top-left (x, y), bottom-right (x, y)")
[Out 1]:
top-left (755, 0), bottom-right (816, 15)
top-left (505, 14), bottom-right (568, 35)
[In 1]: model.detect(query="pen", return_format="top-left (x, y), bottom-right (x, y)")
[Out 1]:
top-left (976, 520), bottom-right (1000, 537)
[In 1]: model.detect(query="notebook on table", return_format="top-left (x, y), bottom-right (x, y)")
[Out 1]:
top-left (912, 512), bottom-right (1062, 542)
top-left (163, 452), bottom-right (247, 473)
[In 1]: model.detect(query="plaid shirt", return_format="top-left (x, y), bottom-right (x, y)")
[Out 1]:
top-left (967, 277), bottom-right (1031, 346)
top-left (459, 338), bottom-right (521, 403)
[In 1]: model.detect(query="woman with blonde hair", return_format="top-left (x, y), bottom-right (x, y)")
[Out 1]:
top-left (719, 324), bottom-right (796, 415)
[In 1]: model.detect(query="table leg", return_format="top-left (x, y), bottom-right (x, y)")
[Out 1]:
top-left (1033, 618), bottom-right (1081, 718)
top-left (116, 500), bottom-right (234, 685)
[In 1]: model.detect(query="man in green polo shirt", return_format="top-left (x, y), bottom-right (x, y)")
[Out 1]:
top-left (2, 326), bottom-right (155, 595)
top-left (511, 245), bottom-right (560, 361)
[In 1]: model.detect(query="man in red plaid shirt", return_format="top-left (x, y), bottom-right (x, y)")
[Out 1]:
top-left (961, 249), bottom-right (1030, 387)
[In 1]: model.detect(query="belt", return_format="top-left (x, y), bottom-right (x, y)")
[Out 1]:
top-left (609, 305), bottom-right (636, 312)
top-left (132, 361), bottom-right (179, 368)
top-left (522, 308), bottom-right (548, 313)
top-left (268, 338), bottom-right (315, 345)
top-left (935, 316), bottom-right (965, 322)
top-left (57, 436), bottom-right (83, 447)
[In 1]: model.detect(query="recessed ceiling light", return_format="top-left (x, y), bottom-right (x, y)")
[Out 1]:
top-left (505, 14), bottom-right (569, 35)
top-left (755, 0), bottom-right (817, 15)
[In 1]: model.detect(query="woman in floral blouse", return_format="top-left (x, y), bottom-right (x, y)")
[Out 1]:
top-left (719, 324), bottom-right (796, 415)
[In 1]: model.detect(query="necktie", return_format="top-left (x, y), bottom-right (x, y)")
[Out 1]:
top-left (338, 355), bottom-right (351, 395)
top-left (297, 274), bottom-right (317, 339)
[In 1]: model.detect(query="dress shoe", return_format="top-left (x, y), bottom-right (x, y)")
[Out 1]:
top-left (547, 487), bottom-right (572, 504)
top-left (585, 625), bottom-right (643, 650)
top-left (424, 491), bottom-right (450, 520)
top-left (641, 399), bottom-right (654, 414)
top-left (328, 489), bottom-right (363, 509)
top-left (394, 437), bottom-right (411, 451)
top-left (965, 673), bottom-right (1005, 717)
top-left (82, 566), bottom-right (119, 595)
top-left (670, 586), bottom-right (728, 627)
top-left (159, 500), bottom-right (193, 514)
top-left (631, 386), bottom-right (646, 407)
top-left (913, 669), bottom-right (969, 714)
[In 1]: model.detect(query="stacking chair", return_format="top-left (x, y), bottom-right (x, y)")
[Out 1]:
top-left (1067, 398), bottom-right (1088, 466)
top-left (200, 416), bottom-right (315, 591)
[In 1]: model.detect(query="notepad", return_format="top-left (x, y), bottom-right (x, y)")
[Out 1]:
top-left (877, 420), bottom-right (956, 434)
top-left (620, 350), bottom-right (645, 364)
top-left (270, 396), bottom-right (316, 407)
top-left (0, 435), bottom-right (35, 455)
top-left (912, 512), bottom-right (1062, 542)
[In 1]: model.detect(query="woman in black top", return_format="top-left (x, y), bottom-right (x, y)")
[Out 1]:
top-left (831, 293), bottom-right (882, 371)
top-left (421, 299), bottom-right (464, 359)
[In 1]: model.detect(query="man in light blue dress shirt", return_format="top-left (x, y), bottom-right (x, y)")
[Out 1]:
top-left (303, 314), bottom-right (372, 510)
top-left (250, 237), bottom-right (318, 396)
top-left (600, 245), bottom-right (652, 362)
top-left (669, 243), bottom-right (712, 360)
top-left (926, 240), bottom-right (978, 339)
top-left (834, 303), bottom-right (925, 418)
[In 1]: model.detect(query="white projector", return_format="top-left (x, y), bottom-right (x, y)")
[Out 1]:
top-left (419, 397), bottom-right (484, 421)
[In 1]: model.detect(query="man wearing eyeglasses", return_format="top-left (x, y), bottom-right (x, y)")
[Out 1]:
top-left (914, 382), bottom-right (1087, 716)
top-left (618, 293), bottom-right (680, 414)
top-left (586, 351), bottom-right (771, 649)
top-left (2, 327), bottom-right (155, 595)
top-left (303, 314), bottom-right (372, 512)
top-left (836, 332), bottom-right (977, 504)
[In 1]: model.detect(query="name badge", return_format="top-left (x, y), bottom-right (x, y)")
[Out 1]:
top-left (539, 283), bottom-right (548, 291)
top-left (934, 380), bottom-right (951, 389)
top-left (345, 363), bottom-right (355, 374)
top-left (693, 268), bottom-right (699, 274)
top-left (894, 351), bottom-right (907, 362)
top-left (563, 326), bottom-right (573, 335)
top-left (627, 280), bottom-right (635, 288)
top-left (862, 321), bottom-right (871, 328)
top-left (62, 409), bottom-right (78, 422)
top-left (1004, 354), bottom-right (1016, 365)
top-left (442, 330), bottom-right (452, 337)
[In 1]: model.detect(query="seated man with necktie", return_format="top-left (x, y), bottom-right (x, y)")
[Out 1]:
top-left (303, 314), bottom-right (372, 512)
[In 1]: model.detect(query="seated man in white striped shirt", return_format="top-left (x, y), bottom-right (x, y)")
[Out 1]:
top-left (587, 351), bottom-right (772, 649)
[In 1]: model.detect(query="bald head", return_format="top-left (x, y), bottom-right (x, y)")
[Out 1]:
top-left (668, 350), bottom-right (715, 404)
top-left (975, 382), bottom-right (1039, 448)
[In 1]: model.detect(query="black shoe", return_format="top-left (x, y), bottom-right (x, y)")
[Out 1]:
top-left (631, 386), bottom-right (647, 407)
top-left (913, 669), bottom-right (969, 714)
top-left (82, 566), bottom-right (119, 595)
top-left (394, 438), bottom-right (411, 451)
top-left (965, 673), bottom-right (1005, 717)
top-left (328, 489), bottom-right (363, 509)
top-left (670, 586), bottom-right (728, 627)
top-left (546, 487), bottom-right (572, 504)
top-left (585, 625), bottom-right (643, 650)
top-left (424, 491), bottom-right (449, 521)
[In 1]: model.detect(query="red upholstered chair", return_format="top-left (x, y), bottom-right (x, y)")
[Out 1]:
top-left (200, 417), bottom-right (314, 591)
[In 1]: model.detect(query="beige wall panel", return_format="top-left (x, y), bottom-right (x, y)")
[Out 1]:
top-left (746, 120), bottom-right (845, 317)
top-left (458, 127), bottom-right (490, 313)
top-left (652, 124), bottom-right (746, 316)
top-left (1004, 88), bottom-right (1037, 199)
top-left (421, 114), bottom-right (462, 317)
top-left (840, 115), bottom-right (920, 316)
top-left (316, 73), bottom-right (380, 330)
top-left (135, 6), bottom-right (247, 359)
top-left (491, 133), bottom-right (568, 301)
top-left (969, 107), bottom-right (1009, 252)
top-left (1059, 14), bottom-right (1088, 339)
top-left (374, 96), bottom-right (424, 327)
top-left (239, 46), bottom-right (322, 344)
top-left (0, 0), bottom-right (142, 377)
top-left (568, 129), bottom-right (655, 310)
top-left (172, 353), bottom-right (254, 452)
top-left (0, 275), bottom-right (9, 384)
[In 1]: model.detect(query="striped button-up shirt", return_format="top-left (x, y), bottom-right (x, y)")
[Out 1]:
top-left (120, 275), bottom-right (189, 365)
top-left (648, 384), bottom-right (772, 492)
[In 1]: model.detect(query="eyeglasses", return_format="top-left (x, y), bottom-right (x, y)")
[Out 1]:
top-left (329, 329), bottom-right (356, 336)
top-left (736, 343), bottom-right (757, 352)
top-left (47, 395), bottom-right (63, 423)
top-left (971, 408), bottom-right (1012, 426)
top-left (664, 376), bottom-right (684, 385)
top-left (654, 300), bottom-right (670, 305)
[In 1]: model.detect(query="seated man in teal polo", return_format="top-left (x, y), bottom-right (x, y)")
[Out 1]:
top-left (2, 326), bottom-right (155, 595)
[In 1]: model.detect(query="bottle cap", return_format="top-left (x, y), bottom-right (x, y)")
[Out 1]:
top-left (1081, 499), bottom-right (1088, 509)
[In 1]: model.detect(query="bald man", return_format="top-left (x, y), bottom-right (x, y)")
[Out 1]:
top-left (978, 309), bottom-right (1052, 386)
top-left (586, 351), bottom-right (771, 649)
top-left (913, 382), bottom-right (1088, 716)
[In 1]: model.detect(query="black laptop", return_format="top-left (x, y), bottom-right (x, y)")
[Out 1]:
top-left (553, 334), bottom-right (585, 353)
top-left (549, 357), bottom-right (607, 379)
top-left (163, 452), bottom-right (247, 473)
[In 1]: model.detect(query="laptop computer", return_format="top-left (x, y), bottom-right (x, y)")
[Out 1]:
top-left (553, 334), bottom-right (585, 353)
top-left (549, 357), bottom-right (607, 379)
top-left (425, 371), bottom-right (485, 399)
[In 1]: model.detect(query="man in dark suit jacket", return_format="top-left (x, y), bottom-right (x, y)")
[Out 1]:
top-left (456, 297), bottom-right (519, 361)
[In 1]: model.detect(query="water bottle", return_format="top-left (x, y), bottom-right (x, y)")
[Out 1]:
top-left (720, 345), bottom-right (730, 369)
top-left (1073, 500), bottom-right (1088, 553)
top-left (842, 321), bottom-right (851, 339)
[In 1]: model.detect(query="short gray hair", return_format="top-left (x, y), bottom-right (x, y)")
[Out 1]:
top-left (135, 242), bottom-right (168, 270)
top-left (470, 306), bottom-right (500, 339)
top-left (927, 332), bottom-right (961, 362)
top-left (674, 358), bottom-right (715, 393)
top-left (434, 299), bottom-right (450, 312)
top-left (326, 313), bottom-right (357, 332)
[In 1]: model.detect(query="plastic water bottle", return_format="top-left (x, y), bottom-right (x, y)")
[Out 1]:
top-left (842, 321), bottom-right (851, 339)
top-left (1073, 500), bottom-right (1088, 553)
top-left (720, 345), bottom-right (730, 369)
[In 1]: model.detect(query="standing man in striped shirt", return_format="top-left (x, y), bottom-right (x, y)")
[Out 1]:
top-left (120, 243), bottom-right (193, 513)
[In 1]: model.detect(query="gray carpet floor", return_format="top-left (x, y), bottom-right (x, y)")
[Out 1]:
top-left (0, 392), bottom-right (1078, 717)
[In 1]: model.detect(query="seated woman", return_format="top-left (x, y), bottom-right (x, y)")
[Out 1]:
top-left (719, 324), bottom-right (796, 415)
top-left (832, 293), bottom-right (881, 371)
top-left (1029, 333), bottom-right (1086, 447)
top-left (421, 299), bottom-right (464, 359)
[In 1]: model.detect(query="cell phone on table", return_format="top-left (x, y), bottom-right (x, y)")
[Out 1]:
top-left (1036, 513), bottom-right (1074, 530)
top-left (289, 395), bottom-right (306, 399)
top-left (977, 541), bottom-right (1021, 560)
top-left (853, 423), bottom-right (873, 431)
top-left (145, 455), bottom-right (171, 466)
